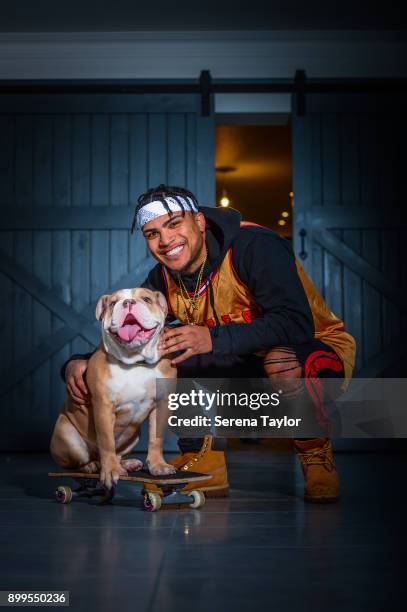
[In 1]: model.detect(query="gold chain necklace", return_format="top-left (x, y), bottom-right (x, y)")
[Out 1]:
top-left (176, 253), bottom-right (208, 325)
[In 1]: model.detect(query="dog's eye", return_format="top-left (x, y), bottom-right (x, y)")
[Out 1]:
top-left (110, 301), bottom-right (117, 309)
top-left (142, 296), bottom-right (152, 304)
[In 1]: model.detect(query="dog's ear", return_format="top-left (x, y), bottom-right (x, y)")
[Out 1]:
top-left (155, 291), bottom-right (168, 317)
top-left (95, 294), bottom-right (110, 321)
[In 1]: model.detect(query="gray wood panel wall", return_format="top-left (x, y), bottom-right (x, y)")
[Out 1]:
top-left (0, 94), bottom-right (215, 450)
top-left (293, 94), bottom-right (406, 379)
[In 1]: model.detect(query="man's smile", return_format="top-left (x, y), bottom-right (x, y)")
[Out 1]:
top-left (161, 242), bottom-right (186, 258)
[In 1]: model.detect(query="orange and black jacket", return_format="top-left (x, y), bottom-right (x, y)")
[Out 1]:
top-left (143, 206), bottom-right (355, 378)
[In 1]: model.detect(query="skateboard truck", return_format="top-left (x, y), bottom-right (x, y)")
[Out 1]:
top-left (142, 486), bottom-right (205, 512)
top-left (55, 478), bottom-right (115, 505)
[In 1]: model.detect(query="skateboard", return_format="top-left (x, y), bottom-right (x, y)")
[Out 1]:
top-left (48, 470), bottom-right (211, 512)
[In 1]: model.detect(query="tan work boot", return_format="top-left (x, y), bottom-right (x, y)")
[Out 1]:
top-left (294, 438), bottom-right (340, 503)
top-left (144, 436), bottom-right (229, 498)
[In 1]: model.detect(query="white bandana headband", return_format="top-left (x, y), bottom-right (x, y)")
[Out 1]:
top-left (136, 196), bottom-right (199, 229)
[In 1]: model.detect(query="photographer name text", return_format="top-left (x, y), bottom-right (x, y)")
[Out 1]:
top-left (168, 415), bottom-right (302, 428)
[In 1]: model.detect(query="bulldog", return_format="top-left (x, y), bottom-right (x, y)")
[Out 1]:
top-left (50, 288), bottom-right (177, 489)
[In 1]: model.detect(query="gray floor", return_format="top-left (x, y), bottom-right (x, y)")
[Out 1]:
top-left (0, 447), bottom-right (405, 612)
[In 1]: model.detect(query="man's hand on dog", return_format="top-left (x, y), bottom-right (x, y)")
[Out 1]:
top-left (158, 324), bottom-right (212, 365)
top-left (65, 359), bottom-right (91, 407)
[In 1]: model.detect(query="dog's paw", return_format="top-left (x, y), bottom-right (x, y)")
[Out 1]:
top-left (100, 457), bottom-right (127, 489)
top-left (121, 458), bottom-right (143, 472)
top-left (147, 461), bottom-right (177, 476)
top-left (82, 460), bottom-right (100, 473)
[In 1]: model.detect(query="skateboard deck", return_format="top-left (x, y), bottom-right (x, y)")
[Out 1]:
top-left (49, 469), bottom-right (211, 511)
top-left (48, 469), bottom-right (211, 485)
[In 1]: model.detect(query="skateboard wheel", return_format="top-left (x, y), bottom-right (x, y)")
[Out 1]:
top-left (55, 486), bottom-right (72, 504)
top-left (143, 492), bottom-right (162, 512)
top-left (189, 490), bottom-right (205, 509)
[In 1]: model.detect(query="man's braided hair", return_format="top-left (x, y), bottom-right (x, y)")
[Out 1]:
top-left (131, 184), bottom-right (200, 232)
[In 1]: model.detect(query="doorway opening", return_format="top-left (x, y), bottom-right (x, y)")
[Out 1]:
top-left (215, 114), bottom-right (293, 240)
top-left (215, 113), bottom-right (294, 452)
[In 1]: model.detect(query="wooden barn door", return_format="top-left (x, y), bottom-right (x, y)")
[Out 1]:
top-left (292, 94), bottom-right (406, 380)
top-left (0, 93), bottom-right (214, 451)
top-left (293, 93), bottom-right (406, 450)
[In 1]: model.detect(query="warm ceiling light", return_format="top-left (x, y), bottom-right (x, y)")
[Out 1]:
top-left (278, 219), bottom-right (286, 226)
top-left (289, 192), bottom-right (294, 198)
top-left (219, 188), bottom-right (230, 208)
top-left (282, 211), bottom-right (289, 218)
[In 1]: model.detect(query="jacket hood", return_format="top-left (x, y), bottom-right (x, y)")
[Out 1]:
top-left (200, 206), bottom-right (242, 273)
top-left (165, 205), bottom-right (242, 288)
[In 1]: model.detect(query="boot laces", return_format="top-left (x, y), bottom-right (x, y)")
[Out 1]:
top-left (299, 445), bottom-right (335, 472)
top-left (181, 437), bottom-right (210, 471)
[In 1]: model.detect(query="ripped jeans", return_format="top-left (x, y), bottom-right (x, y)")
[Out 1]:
top-left (176, 340), bottom-right (344, 453)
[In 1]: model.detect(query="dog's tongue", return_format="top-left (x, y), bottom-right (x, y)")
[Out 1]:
top-left (117, 324), bottom-right (140, 342)
top-left (118, 314), bottom-right (141, 342)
